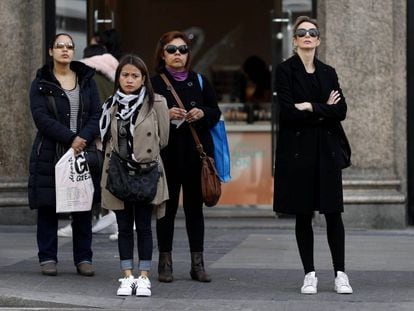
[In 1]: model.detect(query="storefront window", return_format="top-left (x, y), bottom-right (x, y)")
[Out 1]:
top-left (41, 0), bottom-right (317, 206)
top-left (56, 0), bottom-right (87, 60)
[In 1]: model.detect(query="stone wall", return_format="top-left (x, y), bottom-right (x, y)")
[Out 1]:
top-left (0, 0), bottom-right (43, 178)
top-left (316, 0), bottom-right (407, 228)
top-left (0, 0), bottom-right (43, 223)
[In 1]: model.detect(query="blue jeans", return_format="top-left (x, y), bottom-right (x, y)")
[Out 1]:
top-left (37, 207), bottom-right (93, 265)
top-left (114, 203), bottom-right (153, 271)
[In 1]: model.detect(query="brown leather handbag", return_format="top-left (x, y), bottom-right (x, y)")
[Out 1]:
top-left (199, 151), bottom-right (222, 206)
top-left (160, 73), bottom-right (221, 206)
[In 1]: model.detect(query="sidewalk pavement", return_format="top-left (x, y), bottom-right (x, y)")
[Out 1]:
top-left (1, 211), bottom-right (414, 310)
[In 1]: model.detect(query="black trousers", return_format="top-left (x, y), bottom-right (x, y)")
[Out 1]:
top-left (295, 213), bottom-right (345, 275)
top-left (156, 172), bottom-right (205, 253)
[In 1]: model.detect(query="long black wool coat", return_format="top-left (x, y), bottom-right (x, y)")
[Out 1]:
top-left (273, 54), bottom-right (350, 215)
top-left (28, 61), bottom-right (101, 211)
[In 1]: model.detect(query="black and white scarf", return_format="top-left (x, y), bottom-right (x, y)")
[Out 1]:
top-left (100, 88), bottom-right (146, 159)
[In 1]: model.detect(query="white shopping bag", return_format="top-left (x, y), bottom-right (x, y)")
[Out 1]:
top-left (55, 148), bottom-right (94, 213)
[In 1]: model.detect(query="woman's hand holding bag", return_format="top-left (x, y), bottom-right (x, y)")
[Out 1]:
top-left (55, 148), bottom-right (94, 213)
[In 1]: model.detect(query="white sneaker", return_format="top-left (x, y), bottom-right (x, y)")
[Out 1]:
top-left (335, 271), bottom-right (353, 294)
top-left (301, 271), bottom-right (318, 294)
top-left (135, 276), bottom-right (151, 297)
top-left (117, 275), bottom-right (136, 296)
top-left (108, 220), bottom-right (135, 241)
top-left (57, 224), bottom-right (72, 237)
top-left (93, 222), bottom-right (118, 234)
top-left (92, 211), bottom-right (118, 234)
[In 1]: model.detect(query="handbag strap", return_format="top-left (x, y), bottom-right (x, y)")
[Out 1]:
top-left (160, 73), bottom-right (206, 157)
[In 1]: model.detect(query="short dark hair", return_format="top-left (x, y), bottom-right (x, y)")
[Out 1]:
top-left (293, 16), bottom-right (319, 37)
top-left (114, 54), bottom-right (154, 110)
top-left (100, 28), bottom-right (122, 60)
top-left (83, 44), bottom-right (107, 58)
top-left (154, 30), bottom-right (192, 73)
top-left (49, 33), bottom-right (75, 49)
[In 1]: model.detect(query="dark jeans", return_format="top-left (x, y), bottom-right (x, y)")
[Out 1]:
top-left (295, 213), bottom-right (345, 275)
top-left (156, 176), bottom-right (204, 253)
top-left (114, 203), bottom-right (153, 271)
top-left (37, 207), bottom-right (92, 265)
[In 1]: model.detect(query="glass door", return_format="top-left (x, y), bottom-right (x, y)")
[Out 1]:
top-left (270, 0), bottom-right (316, 174)
top-left (87, 0), bottom-right (115, 43)
top-left (55, 0), bottom-right (88, 60)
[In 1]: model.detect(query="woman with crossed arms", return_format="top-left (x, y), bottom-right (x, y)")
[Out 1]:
top-left (273, 16), bottom-right (353, 295)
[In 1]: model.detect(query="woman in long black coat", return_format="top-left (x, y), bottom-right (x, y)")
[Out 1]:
top-left (151, 31), bottom-right (221, 283)
top-left (28, 33), bottom-right (101, 276)
top-left (273, 16), bottom-right (353, 295)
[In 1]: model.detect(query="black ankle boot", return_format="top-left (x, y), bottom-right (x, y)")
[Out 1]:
top-left (158, 252), bottom-right (173, 282)
top-left (190, 252), bottom-right (211, 282)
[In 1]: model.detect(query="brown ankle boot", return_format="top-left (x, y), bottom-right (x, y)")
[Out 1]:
top-left (190, 252), bottom-right (211, 282)
top-left (158, 252), bottom-right (173, 282)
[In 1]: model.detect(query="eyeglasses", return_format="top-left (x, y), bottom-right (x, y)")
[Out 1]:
top-left (164, 45), bottom-right (189, 55)
top-left (294, 28), bottom-right (320, 38)
top-left (54, 42), bottom-right (75, 50)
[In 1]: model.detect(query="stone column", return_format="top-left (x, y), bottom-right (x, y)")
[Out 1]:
top-left (0, 0), bottom-right (43, 224)
top-left (315, 0), bottom-right (407, 228)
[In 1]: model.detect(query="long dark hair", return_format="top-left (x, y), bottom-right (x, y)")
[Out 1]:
top-left (98, 28), bottom-right (123, 60)
top-left (154, 30), bottom-right (192, 73)
top-left (114, 54), bottom-right (155, 110)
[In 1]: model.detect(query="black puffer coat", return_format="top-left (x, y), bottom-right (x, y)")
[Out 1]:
top-left (28, 61), bottom-right (101, 210)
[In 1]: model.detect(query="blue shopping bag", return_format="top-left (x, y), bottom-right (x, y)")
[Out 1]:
top-left (197, 73), bottom-right (231, 183)
top-left (210, 117), bottom-right (231, 182)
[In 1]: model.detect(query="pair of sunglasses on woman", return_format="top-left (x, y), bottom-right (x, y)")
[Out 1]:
top-left (164, 45), bottom-right (189, 55)
top-left (295, 28), bottom-right (320, 38)
top-left (54, 42), bottom-right (75, 50)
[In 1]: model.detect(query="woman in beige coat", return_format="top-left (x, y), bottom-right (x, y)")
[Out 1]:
top-left (99, 54), bottom-right (169, 297)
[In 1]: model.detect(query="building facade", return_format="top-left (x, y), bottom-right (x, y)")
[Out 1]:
top-left (0, 0), bottom-right (409, 228)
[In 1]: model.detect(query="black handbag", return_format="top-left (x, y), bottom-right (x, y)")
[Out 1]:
top-left (336, 123), bottom-right (352, 169)
top-left (106, 151), bottom-right (160, 203)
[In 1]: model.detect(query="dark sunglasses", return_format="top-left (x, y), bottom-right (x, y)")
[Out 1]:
top-left (295, 28), bottom-right (320, 38)
top-left (164, 45), bottom-right (189, 54)
top-left (54, 42), bottom-right (75, 50)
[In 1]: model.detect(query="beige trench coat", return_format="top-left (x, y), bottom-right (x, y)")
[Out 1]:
top-left (101, 94), bottom-right (170, 219)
